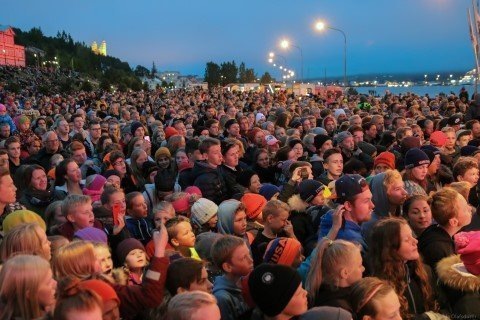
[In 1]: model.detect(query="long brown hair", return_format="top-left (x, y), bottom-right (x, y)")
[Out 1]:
top-left (402, 168), bottom-right (427, 192)
top-left (369, 217), bottom-right (436, 318)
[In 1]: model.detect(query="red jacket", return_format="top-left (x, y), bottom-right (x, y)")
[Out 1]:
top-left (114, 256), bottom-right (169, 319)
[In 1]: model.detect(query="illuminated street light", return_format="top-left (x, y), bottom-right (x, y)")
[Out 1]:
top-left (279, 38), bottom-right (303, 82)
top-left (314, 19), bottom-right (348, 87)
top-left (268, 58), bottom-right (273, 63)
top-left (269, 52), bottom-right (274, 58)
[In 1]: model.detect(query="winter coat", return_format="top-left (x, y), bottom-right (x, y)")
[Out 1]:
top-left (437, 255), bottom-right (480, 316)
top-left (114, 256), bottom-right (169, 320)
top-left (418, 224), bottom-right (455, 271)
top-left (192, 160), bottom-right (228, 204)
top-left (220, 164), bottom-right (245, 197)
top-left (312, 284), bottom-right (354, 317)
top-left (19, 188), bottom-right (53, 219)
top-left (288, 194), bottom-right (316, 250)
top-left (309, 154), bottom-right (325, 179)
top-left (213, 275), bottom-right (252, 320)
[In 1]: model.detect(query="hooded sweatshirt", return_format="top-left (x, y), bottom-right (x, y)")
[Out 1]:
top-left (361, 173), bottom-right (402, 244)
top-left (213, 275), bottom-right (251, 320)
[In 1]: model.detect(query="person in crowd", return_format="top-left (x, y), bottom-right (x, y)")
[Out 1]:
top-left (211, 235), bottom-right (253, 320)
top-left (0, 255), bottom-right (57, 320)
top-left (18, 164), bottom-right (53, 218)
top-left (369, 218), bottom-right (438, 318)
top-left (166, 291), bottom-right (221, 320)
top-left (113, 237), bottom-right (148, 286)
top-left (419, 187), bottom-right (472, 270)
top-left (125, 191), bottom-right (154, 245)
top-left (403, 194), bottom-right (433, 237)
top-left (0, 220), bottom-right (50, 262)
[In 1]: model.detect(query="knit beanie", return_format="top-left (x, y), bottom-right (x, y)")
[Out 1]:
top-left (334, 109), bottom-right (346, 119)
top-left (130, 121), bottom-right (143, 136)
top-left (74, 227), bottom-right (108, 244)
top-left (171, 193), bottom-right (191, 213)
top-left (430, 131), bottom-right (447, 148)
top-left (460, 145), bottom-right (480, 157)
top-left (241, 193), bottom-right (267, 220)
top-left (357, 141), bottom-right (377, 157)
top-left (248, 263), bottom-right (302, 317)
top-left (313, 134), bottom-right (332, 150)
top-left (191, 198), bottom-right (218, 226)
top-left (2, 210), bottom-right (47, 233)
top-left (0, 104), bottom-right (6, 112)
top-left (263, 237), bottom-right (302, 266)
top-left (374, 151), bottom-right (395, 170)
top-left (421, 145), bottom-right (441, 163)
top-left (404, 148), bottom-right (430, 169)
top-left (78, 279), bottom-right (120, 305)
top-left (86, 174), bottom-right (107, 191)
top-left (236, 169), bottom-right (258, 188)
top-left (164, 126), bottom-right (179, 140)
top-left (116, 238), bottom-right (146, 265)
top-left (155, 147), bottom-right (171, 162)
top-left (298, 179), bottom-right (327, 203)
top-left (310, 127), bottom-right (328, 136)
top-left (185, 186), bottom-right (202, 197)
top-left (195, 232), bottom-right (223, 261)
top-left (259, 184), bottom-right (281, 201)
top-left (454, 231), bottom-right (480, 275)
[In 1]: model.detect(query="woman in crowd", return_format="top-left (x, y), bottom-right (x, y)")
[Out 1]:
top-left (19, 164), bottom-right (53, 218)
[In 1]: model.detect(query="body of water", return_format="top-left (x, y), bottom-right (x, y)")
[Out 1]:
top-left (353, 84), bottom-right (477, 97)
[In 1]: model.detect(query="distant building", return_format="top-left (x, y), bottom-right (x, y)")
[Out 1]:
top-left (0, 25), bottom-right (25, 67)
top-left (158, 71), bottom-right (180, 83)
top-left (91, 40), bottom-right (107, 56)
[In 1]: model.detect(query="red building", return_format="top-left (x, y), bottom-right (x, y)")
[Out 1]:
top-left (0, 25), bottom-right (25, 67)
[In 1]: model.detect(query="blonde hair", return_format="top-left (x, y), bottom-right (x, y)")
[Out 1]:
top-left (430, 187), bottom-right (462, 226)
top-left (383, 169), bottom-right (402, 190)
top-left (52, 241), bottom-right (98, 279)
top-left (449, 181), bottom-right (471, 201)
top-left (441, 127), bottom-right (455, 134)
top-left (262, 199), bottom-right (290, 222)
top-left (166, 291), bottom-right (217, 320)
top-left (306, 238), bottom-right (361, 304)
top-left (0, 223), bottom-right (48, 262)
top-left (0, 255), bottom-right (52, 320)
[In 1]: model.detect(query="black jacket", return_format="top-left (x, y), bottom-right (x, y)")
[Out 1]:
top-left (312, 285), bottom-right (354, 318)
top-left (418, 224), bottom-right (455, 271)
top-left (192, 161), bottom-right (228, 204)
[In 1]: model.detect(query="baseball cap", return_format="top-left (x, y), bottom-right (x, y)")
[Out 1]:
top-left (335, 174), bottom-right (369, 201)
top-left (265, 135), bottom-right (279, 146)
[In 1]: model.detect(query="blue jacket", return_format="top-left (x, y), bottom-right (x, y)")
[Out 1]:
top-left (213, 275), bottom-right (251, 320)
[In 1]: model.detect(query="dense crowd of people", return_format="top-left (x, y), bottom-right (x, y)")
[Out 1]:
top-left (1, 66), bottom-right (480, 319)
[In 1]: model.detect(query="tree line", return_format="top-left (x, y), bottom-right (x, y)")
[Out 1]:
top-left (204, 61), bottom-right (274, 87)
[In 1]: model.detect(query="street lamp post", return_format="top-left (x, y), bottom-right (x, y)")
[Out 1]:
top-left (280, 39), bottom-right (304, 83)
top-left (315, 21), bottom-right (347, 87)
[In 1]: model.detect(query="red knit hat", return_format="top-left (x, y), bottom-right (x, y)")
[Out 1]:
top-left (164, 126), bottom-right (179, 140)
top-left (454, 231), bottom-right (480, 275)
top-left (241, 193), bottom-right (267, 220)
top-left (374, 151), bottom-right (395, 170)
top-left (430, 131), bottom-right (447, 148)
top-left (171, 193), bottom-right (191, 213)
top-left (78, 279), bottom-right (120, 304)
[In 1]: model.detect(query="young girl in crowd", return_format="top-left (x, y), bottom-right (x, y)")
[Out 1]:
top-left (402, 194), bottom-right (433, 237)
top-left (369, 217), bottom-right (438, 318)
top-left (306, 238), bottom-right (364, 312)
top-left (350, 277), bottom-right (402, 320)
top-left (93, 242), bottom-right (115, 282)
top-left (113, 238), bottom-right (148, 286)
top-left (402, 148), bottom-right (430, 196)
top-left (53, 279), bottom-right (104, 320)
top-left (0, 255), bottom-right (57, 320)
top-left (0, 220), bottom-right (50, 262)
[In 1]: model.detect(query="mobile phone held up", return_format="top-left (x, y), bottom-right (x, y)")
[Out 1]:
top-left (112, 203), bottom-right (122, 226)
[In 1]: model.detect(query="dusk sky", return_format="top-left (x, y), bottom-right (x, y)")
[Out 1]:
top-left (1, 0), bottom-right (476, 79)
